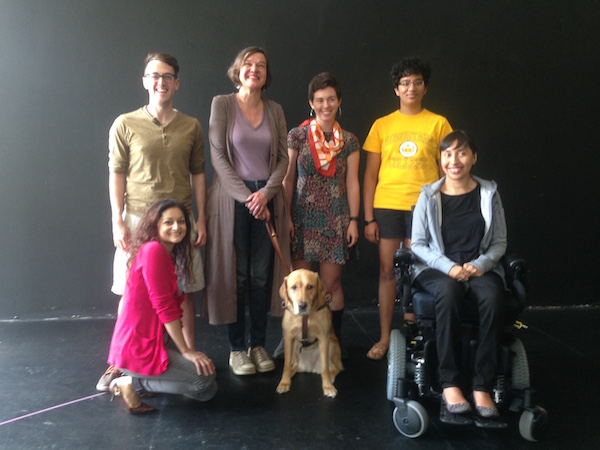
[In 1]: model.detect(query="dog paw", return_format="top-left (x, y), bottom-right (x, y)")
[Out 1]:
top-left (276, 381), bottom-right (291, 394)
top-left (323, 386), bottom-right (338, 398)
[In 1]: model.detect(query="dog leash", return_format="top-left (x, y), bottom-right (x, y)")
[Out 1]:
top-left (266, 218), bottom-right (316, 344)
top-left (265, 218), bottom-right (291, 275)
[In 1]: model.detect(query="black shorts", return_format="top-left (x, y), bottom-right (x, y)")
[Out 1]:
top-left (373, 208), bottom-right (413, 239)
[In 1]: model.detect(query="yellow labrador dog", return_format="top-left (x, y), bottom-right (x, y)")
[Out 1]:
top-left (276, 269), bottom-right (343, 398)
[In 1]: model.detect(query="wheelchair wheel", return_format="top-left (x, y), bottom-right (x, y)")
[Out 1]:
top-left (510, 338), bottom-right (530, 390)
top-left (519, 406), bottom-right (549, 442)
top-left (387, 329), bottom-right (406, 401)
top-left (393, 400), bottom-right (429, 438)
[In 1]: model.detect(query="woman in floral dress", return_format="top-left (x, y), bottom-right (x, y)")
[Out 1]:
top-left (283, 72), bottom-right (360, 349)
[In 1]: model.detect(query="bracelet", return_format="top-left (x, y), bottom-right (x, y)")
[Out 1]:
top-left (349, 216), bottom-right (359, 222)
top-left (365, 219), bottom-right (376, 225)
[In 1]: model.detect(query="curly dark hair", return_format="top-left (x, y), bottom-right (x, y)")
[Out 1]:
top-left (127, 199), bottom-right (194, 283)
top-left (390, 57), bottom-right (431, 88)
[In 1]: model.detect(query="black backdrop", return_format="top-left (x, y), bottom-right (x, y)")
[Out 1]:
top-left (1, 0), bottom-right (598, 318)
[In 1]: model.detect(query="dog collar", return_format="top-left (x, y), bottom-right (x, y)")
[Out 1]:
top-left (281, 295), bottom-right (331, 347)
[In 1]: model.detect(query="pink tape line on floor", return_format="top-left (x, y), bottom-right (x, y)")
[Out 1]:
top-left (0, 392), bottom-right (108, 426)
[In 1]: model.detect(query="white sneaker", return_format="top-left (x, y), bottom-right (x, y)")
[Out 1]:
top-left (229, 351), bottom-right (256, 375)
top-left (249, 346), bottom-right (275, 373)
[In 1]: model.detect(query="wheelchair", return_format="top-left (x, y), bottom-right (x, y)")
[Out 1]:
top-left (386, 247), bottom-right (548, 441)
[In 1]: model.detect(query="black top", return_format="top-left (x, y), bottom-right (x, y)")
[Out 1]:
top-left (441, 184), bottom-right (485, 266)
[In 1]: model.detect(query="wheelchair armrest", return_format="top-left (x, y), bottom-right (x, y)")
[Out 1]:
top-left (502, 254), bottom-right (528, 310)
top-left (394, 247), bottom-right (414, 272)
top-left (503, 254), bottom-right (526, 284)
top-left (394, 247), bottom-right (415, 312)
top-left (504, 254), bottom-right (525, 274)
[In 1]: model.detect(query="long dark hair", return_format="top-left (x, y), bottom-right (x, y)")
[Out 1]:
top-left (127, 199), bottom-right (194, 283)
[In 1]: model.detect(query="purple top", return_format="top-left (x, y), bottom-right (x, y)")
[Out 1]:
top-left (231, 101), bottom-right (271, 181)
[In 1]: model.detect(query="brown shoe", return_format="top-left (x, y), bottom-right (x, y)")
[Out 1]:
top-left (249, 346), bottom-right (275, 373)
top-left (109, 377), bottom-right (156, 415)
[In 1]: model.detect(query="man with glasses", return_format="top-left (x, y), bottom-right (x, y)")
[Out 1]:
top-left (97, 53), bottom-right (206, 391)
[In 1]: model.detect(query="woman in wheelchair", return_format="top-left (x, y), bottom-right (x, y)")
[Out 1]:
top-left (410, 130), bottom-right (507, 423)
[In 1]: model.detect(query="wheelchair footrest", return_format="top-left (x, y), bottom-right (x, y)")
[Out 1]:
top-left (439, 404), bottom-right (473, 426)
top-left (474, 415), bottom-right (508, 429)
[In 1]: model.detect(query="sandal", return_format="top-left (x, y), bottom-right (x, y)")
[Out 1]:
top-left (366, 342), bottom-right (388, 360)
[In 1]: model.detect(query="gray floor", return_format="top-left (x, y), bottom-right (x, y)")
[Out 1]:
top-left (0, 306), bottom-right (598, 449)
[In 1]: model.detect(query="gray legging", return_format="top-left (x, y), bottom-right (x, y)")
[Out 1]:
top-left (121, 340), bottom-right (217, 402)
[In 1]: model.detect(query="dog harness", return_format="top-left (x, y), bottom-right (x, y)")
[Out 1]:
top-left (282, 299), bottom-right (331, 348)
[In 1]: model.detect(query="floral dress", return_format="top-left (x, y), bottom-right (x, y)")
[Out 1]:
top-left (287, 126), bottom-right (360, 264)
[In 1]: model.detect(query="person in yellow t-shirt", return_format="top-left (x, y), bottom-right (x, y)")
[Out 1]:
top-left (363, 57), bottom-right (452, 360)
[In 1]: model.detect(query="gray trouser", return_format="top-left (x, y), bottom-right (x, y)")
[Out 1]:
top-left (121, 340), bottom-right (217, 402)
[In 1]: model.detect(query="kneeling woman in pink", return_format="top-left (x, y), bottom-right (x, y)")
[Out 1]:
top-left (108, 199), bottom-right (216, 414)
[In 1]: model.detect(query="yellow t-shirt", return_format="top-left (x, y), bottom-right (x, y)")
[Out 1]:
top-left (363, 109), bottom-right (452, 211)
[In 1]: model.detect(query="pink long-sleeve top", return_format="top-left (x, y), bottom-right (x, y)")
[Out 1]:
top-left (108, 240), bottom-right (183, 376)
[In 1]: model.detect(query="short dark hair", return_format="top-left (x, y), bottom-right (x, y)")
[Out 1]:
top-left (308, 72), bottom-right (342, 101)
top-left (144, 52), bottom-right (180, 78)
top-left (390, 57), bottom-right (431, 88)
top-left (439, 130), bottom-right (478, 154)
top-left (227, 47), bottom-right (272, 90)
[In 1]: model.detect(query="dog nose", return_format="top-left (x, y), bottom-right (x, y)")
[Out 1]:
top-left (298, 301), bottom-right (307, 312)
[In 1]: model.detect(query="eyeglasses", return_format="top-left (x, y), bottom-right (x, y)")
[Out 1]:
top-left (144, 73), bottom-right (177, 82)
top-left (398, 80), bottom-right (425, 87)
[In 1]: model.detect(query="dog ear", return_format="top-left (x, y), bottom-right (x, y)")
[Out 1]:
top-left (279, 275), bottom-right (289, 304)
top-left (316, 275), bottom-right (328, 309)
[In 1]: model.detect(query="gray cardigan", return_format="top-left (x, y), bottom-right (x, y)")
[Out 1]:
top-left (203, 93), bottom-right (290, 324)
top-left (410, 176), bottom-right (507, 282)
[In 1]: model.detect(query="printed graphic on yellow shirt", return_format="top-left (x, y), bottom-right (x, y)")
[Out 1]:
top-left (399, 141), bottom-right (417, 158)
top-left (385, 132), bottom-right (434, 171)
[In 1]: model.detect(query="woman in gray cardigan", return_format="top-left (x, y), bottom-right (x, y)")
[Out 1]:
top-left (411, 130), bottom-right (507, 426)
top-left (204, 47), bottom-right (289, 376)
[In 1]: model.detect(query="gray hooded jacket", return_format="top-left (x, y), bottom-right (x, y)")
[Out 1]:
top-left (411, 175), bottom-right (507, 282)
